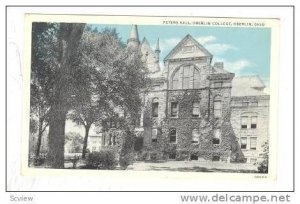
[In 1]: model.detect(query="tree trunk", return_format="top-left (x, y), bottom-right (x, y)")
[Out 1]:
top-left (35, 118), bottom-right (43, 158)
top-left (46, 23), bottom-right (85, 168)
top-left (47, 105), bottom-right (67, 168)
top-left (82, 124), bottom-right (91, 159)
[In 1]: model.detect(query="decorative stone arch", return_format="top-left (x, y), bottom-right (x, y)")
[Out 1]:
top-left (169, 63), bottom-right (201, 89)
top-left (240, 111), bottom-right (259, 117)
top-left (152, 97), bottom-right (159, 103)
top-left (213, 94), bottom-right (222, 101)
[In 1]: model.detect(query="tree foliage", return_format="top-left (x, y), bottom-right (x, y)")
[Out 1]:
top-left (30, 23), bottom-right (58, 157)
top-left (257, 140), bottom-right (269, 173)
top-left (30, 23), bottom-right (149, 168)
top-left (65, 132), bottom-right (84, 153)
top-left (68, 28), bottom-right (150, 159)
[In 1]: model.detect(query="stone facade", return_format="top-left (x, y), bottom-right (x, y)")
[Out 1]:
top-left (101, 25), bottom-right (270, 163)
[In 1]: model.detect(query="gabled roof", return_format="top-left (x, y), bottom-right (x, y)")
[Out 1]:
top-left (231, 75), bottom-right (268, 96)
top-left (164, 34), bottom-right (213, 61)
top-left (232, 75), bottom-right (265, 89)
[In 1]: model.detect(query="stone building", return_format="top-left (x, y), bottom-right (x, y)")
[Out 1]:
top-left (100, 25), bottom-right (270, 163)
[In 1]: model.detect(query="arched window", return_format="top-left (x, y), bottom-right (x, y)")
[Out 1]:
top-left (171, 65), bottom-right (200, 89)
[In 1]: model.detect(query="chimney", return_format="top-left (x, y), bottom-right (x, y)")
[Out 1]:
top-left (214, 62), bottom-right (224, 69)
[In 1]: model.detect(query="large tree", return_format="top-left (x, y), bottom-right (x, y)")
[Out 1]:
top-left (46, 23), bottom-right (86, 168)
top-left (68, 28), bottom-right (150, 160)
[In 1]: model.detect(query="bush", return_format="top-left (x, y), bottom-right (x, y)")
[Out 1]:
top-left (119, 153), bottom-right (133, 170)
top-left (150, 152), bottom-right (158, 161)
top-left (257, 160), bottom-right (268, 173)
top-left (134, 137), bottom-right (144, 152)
top-left (257, 141), bottom-right (269, 173)
top-left (33, 154), bottom-right (46, 166)
top-left (176, 150), bottom-right (189, 161)
top-left (85, 150), bottom-right (117, 169)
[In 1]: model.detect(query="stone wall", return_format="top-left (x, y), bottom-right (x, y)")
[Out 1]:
top-left (230, 95), bottom-right (270, 163)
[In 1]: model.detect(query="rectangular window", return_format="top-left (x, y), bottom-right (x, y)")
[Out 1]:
top-left (241, 137), bottom-right (247, 149)
top-left (251, 102), bottom-right (258, 107)
top-left (214, 101), bottom-right (222, 118)
top-left (193, 68), bottom-right (200, 89)
top-left (153, 84), bottom-right (160, 90)
top-left (108, 134), bottom-right (112, 146)
top-left (112, 135), bottom-right (116, 146)
top-left (241, 116), bottom-right (248, 129)
top-left (250, 137), bottom-right (257, 150)
top-left (192, 102), bottom-right (200, 117)
top-left (182, 66), bottom-right (190, 89)
top-left (169, 129), bottom-right (177, 143)
top-left (119, 110), bottom-right (125, 117)
top-left (171, 102), bottom-right (178, 117)
top-left (152, 102), bottom-right (159, 117)
top-left (242, 102), bottom-right (249, 107)
top-left (250, 158), bottom-right (257, 163)
top-left (213, 129), bottom-right (221, 144)
top-left (151, 128), bottom-right (158, 143)
top-left (251, 116), bottom-right (257, 129)
top-left (192, 129), bottom-right (200, 144)
top-left (173, 79), bottom-right (179, 89)
top-left (214, 82), bottom-right (222, 88)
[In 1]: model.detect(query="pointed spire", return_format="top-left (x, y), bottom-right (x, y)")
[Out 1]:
top-left (154, 38), bottom-right (161, 72)
top-left (127, 24), bottom-right (140, 48)
top-left (155, 38), bottom-right (161, 64)
top-left (130, 25), bottom-right (139, 40)
top-left (155, 38), bottom-right (160, 53)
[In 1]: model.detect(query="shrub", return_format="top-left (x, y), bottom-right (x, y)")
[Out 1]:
top-left (257, 141), bottom-right (269, 173)
top-left (176, 150), bottom-right (189, 161)
top-left (119, 153), bottom-right (133, 170)
top-left (33, 154), bottom-right (46, 166)
top-left (150, 152), bottom-right (158, 161)
top-left (257, 159), bottom-right (268, 173)
top-left (134, 136), bottom-right (144, 152)
top-left (85, 150), bottom-right (117, 169)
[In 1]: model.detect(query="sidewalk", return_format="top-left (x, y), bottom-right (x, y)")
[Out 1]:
top-left (127, 160), bottom-right (258, 173)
